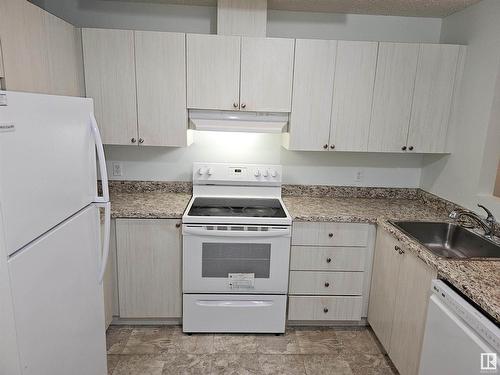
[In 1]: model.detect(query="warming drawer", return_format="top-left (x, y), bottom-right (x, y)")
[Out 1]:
top-left (183, 294), bottom-right (287, 333)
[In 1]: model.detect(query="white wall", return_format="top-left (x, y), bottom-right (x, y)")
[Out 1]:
top-left (39, 0), bottom-right (217, 33)
top-left (105, 132), bottom-right (423, 187)
top-left (40, 0), bottom-right (440, 187)
top-left (420, 0), bottom-right (500, 215)
top-left (40, 0), bottom-right (441, 43)
top-left (267, 10), bottom-right (441, 42)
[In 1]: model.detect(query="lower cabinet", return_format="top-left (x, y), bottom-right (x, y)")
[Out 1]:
top-left (288, 222), bottom-right (375, 322)
top-left (368, 227), bottom-right (437, 375)
top-left (115, 219), bottom-right (182, 319)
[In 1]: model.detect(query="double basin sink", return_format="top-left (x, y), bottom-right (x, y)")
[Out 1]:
top-left (390, 221), bottom-right (500, 259)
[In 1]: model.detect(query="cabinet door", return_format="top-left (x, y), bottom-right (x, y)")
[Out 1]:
top-left (82, 28), bottom-right (138, 145)
top-left (45, 14), bottom-right (84, 97)
top-left (389, 250), bottom-right (436, 375)
top-left (116, 219), bottom-right (182, 318)
top-left (287, 39), bottom-right (336, 151)
top-left (368, 43), bottom-right (419, 152)
top-left (0, 0), bottom-right (51, 93)
top-left (187, 34), bottom-right (240, 110)
top-left (135, 31), bottom-right (187, 147)
top-left (367, 228), bottom-right (402, 349)
top-left (407, 44), bottom-right (460, 153)
top-left (330, 41), bottom-right (378, 151)
top-left (240, 37), bottom-right (294, 112)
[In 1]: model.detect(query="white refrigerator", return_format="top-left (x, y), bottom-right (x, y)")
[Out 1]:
top-left (0, 91), bottom-right (110, 375)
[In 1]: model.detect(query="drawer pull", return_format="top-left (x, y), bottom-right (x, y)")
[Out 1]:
top-left (323, 307), bottom-right (329, 313)
top-left (324, 282), bottom-right (330, 287)
top-left (326, 257), bottom-right (332, 263)
top-left (328, 233), bottom-right (333, 238)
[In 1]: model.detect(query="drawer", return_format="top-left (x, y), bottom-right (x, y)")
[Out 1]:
top-left (289, 271), bottom-right (364, 295)
top-left (183, 294), bottom-right (286, 333)
top-left (290, 246), bottom-right (366, 271)
top-left (288, 296), bottom-right (363, 321)
top-left (292, 222), bottom-right (369, 247)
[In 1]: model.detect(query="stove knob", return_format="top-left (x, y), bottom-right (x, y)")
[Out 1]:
top-left (207, 168), bottom-right (213, 176)
top-left (270, 170), bottom-right (278, 178)
top-left (254, 169), bottom-right (261, 177)
top-left (263, 169), bottom-right (269, 177)
top-left (198, 167), bottom-right (207, 175)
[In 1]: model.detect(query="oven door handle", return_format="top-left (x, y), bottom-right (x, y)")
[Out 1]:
top-left (196, 300), bottom-right (274, 308)
top-left (183, 227), bottom-right (290, 238)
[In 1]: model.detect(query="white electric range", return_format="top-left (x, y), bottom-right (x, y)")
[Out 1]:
top-left (182, 162), bottom-right (292, 333)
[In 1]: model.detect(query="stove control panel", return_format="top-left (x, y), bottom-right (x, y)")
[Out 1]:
top-left (193, 163), bottom-right (282, 186)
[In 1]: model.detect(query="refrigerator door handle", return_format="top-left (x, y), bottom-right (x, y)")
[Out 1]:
top-left (90, 113), bottom-right (109, 203)
top-left (96, 202), bottom-right (111, 284)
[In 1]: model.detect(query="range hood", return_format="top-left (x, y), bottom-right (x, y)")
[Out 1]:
top-left (188, 110), bottom-right (288, 133)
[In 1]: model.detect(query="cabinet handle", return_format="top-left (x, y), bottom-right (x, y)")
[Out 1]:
top-left (323, 307), bottom-right (329, 313)
top-left (323, 144), bottom-right (328, 149)
top-left (399, 248), bottom-right (405, 255)
top-left (131, 137), bottom-right (137, 143)
top-left (394, 245), bottom-right (400, 252)
top-left (326, 257), bottom-right (332, 263)
top-left (409, 146), bottom-right (414, 151)
top-left (175, 223), bottom-right (181, 228)
top-left (328, 233), bottom-right (333, 238)
top-left (241, 103), bottom-right (246, 109)
top-left (233, 102), bottom-right (239, 108)
top-left (330, 144), bottom-right (335, 150)
top-left (324, 282), bottom-right (330, 288)
top-left (138, 138), bottom-right (144, 144)
top-left (401, 146), bottom-right (407, 151)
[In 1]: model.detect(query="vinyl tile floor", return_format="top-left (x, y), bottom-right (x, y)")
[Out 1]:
top-left (106, 325), bottom-right (398, 375)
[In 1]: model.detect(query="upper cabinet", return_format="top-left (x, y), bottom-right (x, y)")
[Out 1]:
top-left (0, 0), bottom-right (83, 96)
top-left (368, 43), bottom-right (420, 153)
top-left (186, 34), bottom-right (241, 111)
top-left (368, 42), bottom-right (461, 153)
top-left (44, 13), bottom-right (84, 97)
top-left (187, 34), bottom-right (294, 112)
top-left (79, 25), bottom-right (463, 152)
top-left (330, 41), bottom-right (378, 151)
top-left (285, 39), bottom-right (377, 152)
top-left (407, 44), bottom-right (461, 153)
top-left (82, 28), bottom-right (138, 146)
top-left (240, 37), bottom-right (294, 112)
top-left (285, 39), bottom-right (337, 151)
top-left (82, 28), bottom-right (190, 147)
top-left (135, 31), bottom-right (188, 147)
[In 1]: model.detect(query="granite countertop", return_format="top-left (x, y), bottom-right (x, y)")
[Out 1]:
top-left (285, 194), bottom-right (499, 323)
top-left (282, 196), bottom-right (445, 223)
top-left (108, 182), bottom-right (499, 323)
top-left (110, 192), bottom-right (191, 219)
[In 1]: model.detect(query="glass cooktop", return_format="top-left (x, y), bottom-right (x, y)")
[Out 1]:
top-left (187, 197), bottom-right (287, 218)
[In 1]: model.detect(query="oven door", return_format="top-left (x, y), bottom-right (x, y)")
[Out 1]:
top-left (183, 224), bottom-right (291, 294)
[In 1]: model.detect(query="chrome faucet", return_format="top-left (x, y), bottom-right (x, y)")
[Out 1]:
top-left (449, 204), bottom-right (496, 237)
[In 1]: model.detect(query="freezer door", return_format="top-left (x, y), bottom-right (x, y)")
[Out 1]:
top-left (8, 205), bottom-right (107, 375)
top-left (0, 91), bottom-right (97, 256)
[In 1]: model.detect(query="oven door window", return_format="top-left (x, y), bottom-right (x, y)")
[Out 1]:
top-left (202, 243), bottom-right (271, 278)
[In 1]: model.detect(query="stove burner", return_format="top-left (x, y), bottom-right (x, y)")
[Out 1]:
top-left (187, 198), bottom-right (287, 218)
top-left (242, 206), bottom-right (279, 217)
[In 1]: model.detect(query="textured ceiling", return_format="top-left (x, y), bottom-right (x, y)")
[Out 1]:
top-left (268, 0), bottom-right (483, 17)
top-left (104, 0), bottom-right (483, 17)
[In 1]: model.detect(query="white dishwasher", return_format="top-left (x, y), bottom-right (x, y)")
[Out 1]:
top-left (419, 280), bottom-right (500, 375)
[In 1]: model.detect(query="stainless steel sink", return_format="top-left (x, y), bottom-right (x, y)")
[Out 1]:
top-left (391, 221), bottom-right (500, 259)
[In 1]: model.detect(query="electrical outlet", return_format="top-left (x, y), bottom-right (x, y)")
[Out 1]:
top-left (112, 162), bottom-right (123, 177)
top-left (354, 170), bottom-right (364, 184)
